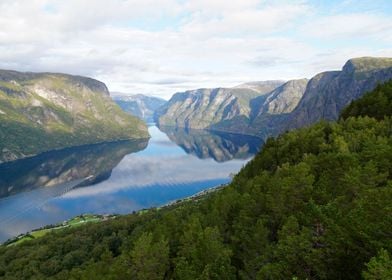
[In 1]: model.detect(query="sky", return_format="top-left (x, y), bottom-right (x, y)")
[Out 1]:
top-left (0, 0), bottom-right (391, 99)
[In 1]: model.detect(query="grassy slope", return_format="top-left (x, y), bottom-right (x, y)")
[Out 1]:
top-left (0, 73), bottom-right (148, 161)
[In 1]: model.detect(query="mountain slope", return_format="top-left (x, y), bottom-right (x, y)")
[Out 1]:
top-left (155, 57), bottom-right (392, 138)
top-left (0, 70), bottom-right (149, 162)
top-left (286, 57), bottom-right (392, 129)
top-left (1, 80), bottom-right (391, 280)
top-left (211, 78), bottom-right (308, 136)
top-left (113, 94), bottom-right (166, 122)
top-left (155, 81), bottom-right (284, 130)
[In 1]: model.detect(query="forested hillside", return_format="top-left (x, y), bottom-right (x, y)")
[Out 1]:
top-left (1, 80), bottom-right (391, 279)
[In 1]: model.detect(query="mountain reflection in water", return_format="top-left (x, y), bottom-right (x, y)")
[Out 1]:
top-left (0, 140), bottom-right (148, 199)
top-left (158, 126), bottom-right (264, 162)
top-left (0, 126), bottom-right (263, 242)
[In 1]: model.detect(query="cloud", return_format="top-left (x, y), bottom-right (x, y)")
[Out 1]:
top-left (0, 0), bottom-right (391, 99)
top-left (181, 2), bottom-right (310, 38)
top-left (302, 13), bottom-right (392, 40)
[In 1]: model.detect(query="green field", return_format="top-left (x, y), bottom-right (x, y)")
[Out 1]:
top-left (6, 214), bottom-right (114, 247)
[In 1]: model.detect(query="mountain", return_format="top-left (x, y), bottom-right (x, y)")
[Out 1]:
top-left (286, 57), bottom-right (392, 129)
top-left (211, 78), bottom-right (309, 136)
top-left (0, 70), bottom-right (149, 162)
top-left (155, 57), bottom-right (392, 137)
top-left (155, 80), bottom-right (284, 130)
top-left (113, 94), bottom-right (166, 122)
top-left (1, 80), bottom-right (391, 280)
top-left (0, 139), bottom-right (148, 198)
top-left (158, 126), bottom-right (263, 162)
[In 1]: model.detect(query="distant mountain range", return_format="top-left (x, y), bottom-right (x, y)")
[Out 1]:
top-left (113, 94), bottom-right (166, 122)
top-left (0, 71), bottom-right (149, 163)
top-left (155, 57), bottom-right (392, 138)
top-left (1, 57), bottom-right (391, 163)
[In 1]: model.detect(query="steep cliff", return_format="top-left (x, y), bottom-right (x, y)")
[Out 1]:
top-left (212, 79), bottom-right (308, 136)
top-left (155, 57), bottom-right (392, 138)
top-left (0, 70), bottom-right (149, 162)
top-left (155, 81), bottom-right (283, 130)
top-left (286, 57), bottom-right (392, 129)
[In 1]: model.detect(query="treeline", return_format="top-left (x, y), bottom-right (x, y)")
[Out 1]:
top-left (1, 81), bottom-right (392, 279)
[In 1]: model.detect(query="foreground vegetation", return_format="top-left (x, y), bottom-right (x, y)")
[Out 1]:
top-left (1, 81), bottom-right (392, 279)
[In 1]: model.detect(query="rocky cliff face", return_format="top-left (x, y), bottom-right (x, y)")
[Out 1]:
top-left (286, 57), bottom-right (392, 129)
top-left (155, 57), bottom-right (392, 138)
top-left (113, 94), bottom-right (166, 122)
top-left (155, 81), bottom-right (283, 130)
top-left (0, 70), bottom-right (149, 162)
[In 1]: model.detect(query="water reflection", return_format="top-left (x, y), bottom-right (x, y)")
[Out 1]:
top-left (0, 140), bottom-right (148, 199)
top-left (158, 126), bottom-right (263, 162)
top-left (0, 126), bottom-right (261, 242)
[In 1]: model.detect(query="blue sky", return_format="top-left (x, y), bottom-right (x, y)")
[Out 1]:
top-left (0, 0), bottom-right (391, 99)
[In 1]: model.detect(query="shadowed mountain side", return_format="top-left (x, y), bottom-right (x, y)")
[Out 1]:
top-left (0, 139), bottom-right (148, 199)
top-left (286, 57), bottom-right (392, 129)
top-left (158, 126), bottom-right (263, 162)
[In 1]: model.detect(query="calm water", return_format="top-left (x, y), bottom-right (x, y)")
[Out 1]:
top-left (0, 126), bottom-right (263, 242)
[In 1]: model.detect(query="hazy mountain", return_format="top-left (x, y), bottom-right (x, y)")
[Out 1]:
top-left (0, 70), bottom-right (149, 162)
top-left (155, 57), bottom-right (392, 137)
top-left (113, 94), bottom-right (166, 122)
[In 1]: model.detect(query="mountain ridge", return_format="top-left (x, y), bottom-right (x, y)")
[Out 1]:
top-left (155, 57), bottom-right (392, 137)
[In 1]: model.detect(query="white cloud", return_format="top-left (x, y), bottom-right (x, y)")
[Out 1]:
top-left (181, 2), bottom-right (310, 38)
top-left (302, 13), bottom-right (392, 40)
top-left (0, 0), bottom-right (391, 99)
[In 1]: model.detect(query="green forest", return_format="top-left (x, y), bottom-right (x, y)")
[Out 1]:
top-left (1, 80), bottom-right (391, 279)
